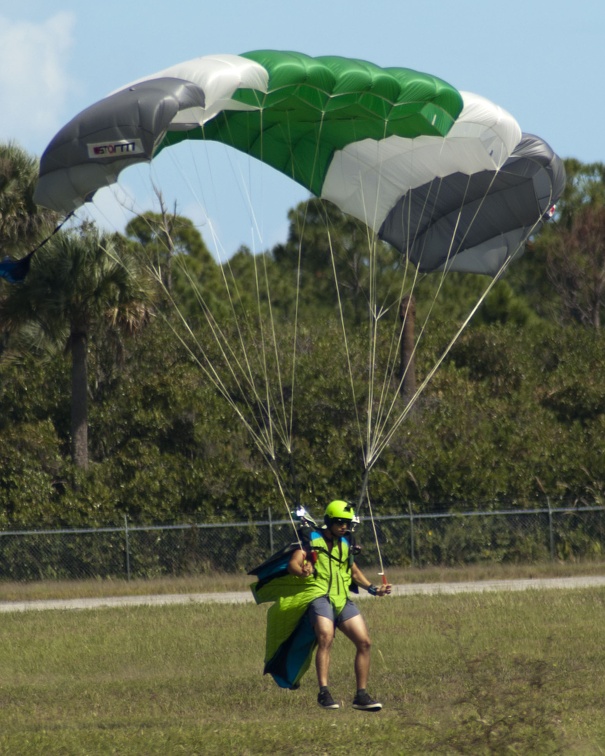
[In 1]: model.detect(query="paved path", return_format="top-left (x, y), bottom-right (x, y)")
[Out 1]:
top-left (1, 575), bottom-right (604, 614)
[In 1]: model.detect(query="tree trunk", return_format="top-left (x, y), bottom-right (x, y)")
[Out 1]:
top-left (71, 328), bottom-right (89, 469)
top-left (398, 294), bottom-right (416, 400)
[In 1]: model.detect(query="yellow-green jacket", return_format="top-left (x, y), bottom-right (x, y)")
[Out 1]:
top-left (306, 531), bottom-right (352, 614)
top-left (251, 529), bottom-right (354, 688)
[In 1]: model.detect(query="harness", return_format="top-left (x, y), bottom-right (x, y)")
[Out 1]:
top-left (307, 531), bottom-right (352, 609)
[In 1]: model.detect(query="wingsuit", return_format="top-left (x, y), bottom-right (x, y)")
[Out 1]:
top-left (250, 524), bottom-right (355, 689)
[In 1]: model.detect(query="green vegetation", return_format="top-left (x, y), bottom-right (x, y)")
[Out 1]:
top-left (2, 313), bottom-right (604, 530)
top-left (1, 145), bottom-right (605, 540)
top-left (0, 588), bottom-right (604, 753)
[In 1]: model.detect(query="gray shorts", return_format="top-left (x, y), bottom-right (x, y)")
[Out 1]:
top-left (307, 595), bottom-right (360, 628)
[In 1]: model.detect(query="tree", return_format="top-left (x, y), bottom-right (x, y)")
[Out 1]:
top-left (273, 198), bottom-right (400, 324)
top-left (398, 294), bottom-right (417, 400)
top-left (0, 141), bottom-right (57, 255)
top-left (124, 208), bottom-right (222, 319)
top-left (556, 159), bottom-right (605, 225)
top-left (0, 225), bottom-right (156, 468)
top-left (509, 159), bottom-right (605, 327)
top-left (544, 202), bottom-right (605, 329)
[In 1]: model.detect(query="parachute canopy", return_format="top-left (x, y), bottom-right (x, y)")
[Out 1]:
top-left (34, 50), bottom-right (565, 276)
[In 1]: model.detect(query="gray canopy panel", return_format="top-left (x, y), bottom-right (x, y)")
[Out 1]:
top-left (34, 78), bottom-right (206, 212)
top-left (378, 133), bottom-right (566, 275)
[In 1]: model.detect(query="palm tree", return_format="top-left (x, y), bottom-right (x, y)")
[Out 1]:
top-left (0, 224), bottom-right (157, 468)
top-left (0, 141), bottom-right (57, 254)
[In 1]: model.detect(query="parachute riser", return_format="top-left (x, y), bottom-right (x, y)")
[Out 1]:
top-left (354, 467), bottom-right (388, 586)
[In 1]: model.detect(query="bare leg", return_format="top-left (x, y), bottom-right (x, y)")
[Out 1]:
top-left (314, 615), bottom-right (336, 688)
top-left (339, 613), bottom-right (371, 690)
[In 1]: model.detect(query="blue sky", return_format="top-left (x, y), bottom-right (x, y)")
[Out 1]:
top-left (1, 1), bottom-right (602, 258)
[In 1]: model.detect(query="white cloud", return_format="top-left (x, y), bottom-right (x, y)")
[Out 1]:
top-left (0, 13), bottom-right (76, 151)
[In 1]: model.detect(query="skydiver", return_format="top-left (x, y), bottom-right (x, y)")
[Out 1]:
top-left (287, 500), bottom-right (391, 711)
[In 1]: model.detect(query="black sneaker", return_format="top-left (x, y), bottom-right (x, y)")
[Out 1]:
top-left (352, 691), bottom-right (383, 711)
top-left (317, 688), bottom-right (339, 709)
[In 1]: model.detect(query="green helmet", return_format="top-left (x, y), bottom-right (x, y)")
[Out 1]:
top-left (324, 500), bottom-right (355, 524)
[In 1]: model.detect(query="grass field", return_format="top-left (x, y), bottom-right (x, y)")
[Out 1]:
top-left (1, 577), bottom-right (605, 754)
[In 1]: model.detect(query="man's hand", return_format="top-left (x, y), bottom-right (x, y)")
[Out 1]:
top-left (375, 582), bottom-right (391, 596)
top-left (288, 548), bottom-right (314, 578)
top-left (367, 582), bottom-right (392, 596)
top-left (300, 560), bottom-right (313, 577)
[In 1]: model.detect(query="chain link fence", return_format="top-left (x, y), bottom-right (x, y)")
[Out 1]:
top-left (1, 505), bottom-right (604, 582)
